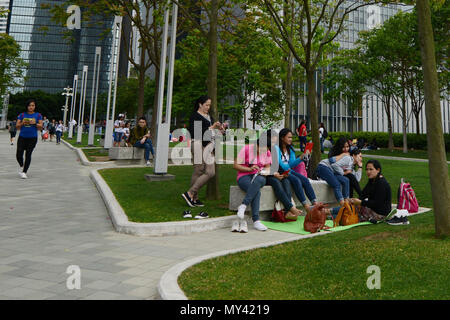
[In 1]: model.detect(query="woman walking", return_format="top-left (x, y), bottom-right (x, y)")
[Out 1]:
top-left (16, 99), bottom-right (43, 179)
top-left (181, 95), bottom-right (223, 216)
top-left (55, 120), bottom-right (64, 144)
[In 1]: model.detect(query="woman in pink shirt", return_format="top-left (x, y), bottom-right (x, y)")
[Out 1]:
top-left (233, 134), bottom-right (273, 232)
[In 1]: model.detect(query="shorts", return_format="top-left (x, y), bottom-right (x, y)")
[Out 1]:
top-left (10, 132), bottom-right (16, 138)
top-left (114, 132), bottom-right (123, 142)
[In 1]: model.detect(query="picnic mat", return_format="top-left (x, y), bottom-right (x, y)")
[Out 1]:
top-left (262, 216), bottom-right (372, 235)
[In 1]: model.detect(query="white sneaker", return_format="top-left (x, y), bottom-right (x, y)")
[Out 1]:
top-left (237, 204), bottom-right (246, 220)
top-left (146, 160), bottom-right (151, 166)
top-left (253, 220), bottom-right (268, 231)
top-left (231, 220), bottom-right (240, 232)
top-left (239, 220), bottom-right (248, 233)
top-left (19, 172), bottom-right (28, 179)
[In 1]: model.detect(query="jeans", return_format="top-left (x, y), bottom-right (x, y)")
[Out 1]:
top-left (114, 132), bottom-right (123, 142)
top-left (238, 175), bottom-right (266, 222)
top-left (299, 136), bottom-right (307, 152)
top-left (266, 176), bottom-right (293, 211)
top-left (320, 137), bottom-right (324, 153)
top-left (56, 131), bottom-right (62, 144)
top-left (134, 139), bottom-right (155, 161)
top-left (316, 164), bottom-right (349, 203)
top-left (287, 170), bottom-right (317, 205)
top-left (344, 173), bottom-right (362, 198)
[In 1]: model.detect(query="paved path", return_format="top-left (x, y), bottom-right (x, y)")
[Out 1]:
top-left (0, 131), bottom-right (296, 300)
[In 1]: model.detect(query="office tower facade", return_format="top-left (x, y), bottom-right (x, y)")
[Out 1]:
top-left (0, 0), bottom-right (9, 33)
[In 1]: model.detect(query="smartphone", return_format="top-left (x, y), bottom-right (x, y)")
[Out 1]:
top-left (281, 169), bottom-right (290, 176)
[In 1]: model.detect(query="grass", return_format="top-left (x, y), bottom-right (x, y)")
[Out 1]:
top-left (82, 148), bottom-right (110, 162)
top-left (99, 165), bottom-right (238, 223)
top-left (62, 132), bottom-right (102, 148)
top-left (178, 159), bottom-right (450, 300)
top-left (360, 148), bottom-right (450, 161)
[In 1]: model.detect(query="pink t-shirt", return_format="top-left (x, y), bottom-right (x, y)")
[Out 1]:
top-left (236, 144), bottom-right (272, 182)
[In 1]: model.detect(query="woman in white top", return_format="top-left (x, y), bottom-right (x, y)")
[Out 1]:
top-left (55, 120), bottom-right (64, 144)
top-left (113, 115), bottom-right (125, 147)
top-left (122, 122), bottom-right (131, 147)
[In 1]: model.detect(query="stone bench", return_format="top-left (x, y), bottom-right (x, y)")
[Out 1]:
top-left (229, 179), bottom-right (339, 213)
top-left (108, 146), bottom-right (191, 163)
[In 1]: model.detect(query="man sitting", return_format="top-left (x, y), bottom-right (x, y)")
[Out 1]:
top-left (128, 117), bottom-right (155, 166)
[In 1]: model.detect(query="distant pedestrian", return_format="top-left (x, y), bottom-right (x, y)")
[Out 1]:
top-left (319, 122), bottom-right (327, 153)
top-left (297, 120), bottom-right (308, 152)
top-left (113, 114), bottom-right (125, 147)
top-left (16, 99), bottom-right (43, 179)
top-left (8, 120), bottom-right (17, 145)
top-left (49, 119), bottom-right (56, 142)
top-left (55, 120), bottom-right (64, 144)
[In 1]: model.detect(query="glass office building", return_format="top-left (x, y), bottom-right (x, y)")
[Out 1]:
top-left (0, 0), bottom-right (9, 33)
top-left (8, 0), bottom-right (115, 97)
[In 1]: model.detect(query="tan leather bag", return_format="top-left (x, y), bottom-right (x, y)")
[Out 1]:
top-left (334, 202), bottom-right (359, 227)
top-left (304, 203), bottom-right (330, 233)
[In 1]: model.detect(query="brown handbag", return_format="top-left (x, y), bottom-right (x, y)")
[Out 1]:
top-left (304, 203), bottom-right (330, 233)
top-left (334, 202), bottom-right (359, 227)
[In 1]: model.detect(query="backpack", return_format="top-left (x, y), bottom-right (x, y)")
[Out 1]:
top-left (334, 202), bottom-right (359, 227)
top-left (322, 128), bottom-right (328, 139)
top-left (397, 178), bottom-right (419, 213)
top-left (304, 203), bottom-right (330, 233)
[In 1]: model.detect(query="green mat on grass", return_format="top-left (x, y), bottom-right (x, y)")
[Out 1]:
top-left (262, 216), bottom-right (372, 235)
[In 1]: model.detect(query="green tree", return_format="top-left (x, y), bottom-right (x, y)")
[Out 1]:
top-left (0, 34), bottom-right (27, 97)
top-left (8, 91), bottom-right (66, 120)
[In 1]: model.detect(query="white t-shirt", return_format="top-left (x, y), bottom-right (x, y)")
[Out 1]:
top-left (319, 127), bottom-right (324, 139)
top-left (123, 127), bottom-right (130, 137)
top-left (56, 124), bottom-right (64, 132)
top-left (114, 120), bottom-right (124, 133)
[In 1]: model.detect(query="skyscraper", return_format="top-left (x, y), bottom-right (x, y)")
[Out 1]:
top-left (0, 0), bottom-right (9, 33)
top-left (7, 0), bottom-right (116, 98)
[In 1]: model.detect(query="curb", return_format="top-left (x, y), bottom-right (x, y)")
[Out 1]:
top-left (158, 207), bottom-right (432, 300)
top-left (61, 139), bottom-right (110, 166)
top-left (89, 168), bottom-right (237, 237)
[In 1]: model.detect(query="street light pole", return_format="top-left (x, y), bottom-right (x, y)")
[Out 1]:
top-left (104, 16), bottom-right (123, 149)
top-left (0, 94), bottom-right (9, 129)
top-left (88, 47), bottom-right (102, 146)
top-left (76, 65), bottom-right (89, 144)
top-left (68, 75), bottom-right (78, 139)
top-left (62, 86), bottom-right (73, 129)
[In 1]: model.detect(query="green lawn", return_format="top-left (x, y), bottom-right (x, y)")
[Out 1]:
top-left (82, 148), bottom-right (110, 162)
top-left (361, 148), bottom-right (450, 161)
top-left (178, 159), bottom-right (450, 300)
top-left (99, 165), bottom-right (238, 223)
top-left (63, 132), bottom-right (102, 148)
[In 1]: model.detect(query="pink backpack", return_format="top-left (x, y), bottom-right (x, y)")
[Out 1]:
top-left (293, 161), bottom-right (308, 178)
top-left (397, 178), bottom-right (419, 213)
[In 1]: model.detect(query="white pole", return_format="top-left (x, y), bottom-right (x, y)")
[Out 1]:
top-left (104, 16), bottom-right (123, 149)
top-left (68, 75), bottom-right (78, 139)
top-left (76, 66), bottom-right (88, 144)
top-left (88, 47), bottom-right (102, 146)
top-left (0, 94), bottom-right (9, 129)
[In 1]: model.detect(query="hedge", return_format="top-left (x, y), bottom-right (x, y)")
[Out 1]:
top-left (326, 131), bottom-right (450, 151)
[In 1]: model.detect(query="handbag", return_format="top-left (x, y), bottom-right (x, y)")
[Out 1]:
top-left (304, 203), bottom-right (330, 233)
top-left (334, 202), bottom-right (359, 227)
top-left (271, 200), bottom-right (297, 223)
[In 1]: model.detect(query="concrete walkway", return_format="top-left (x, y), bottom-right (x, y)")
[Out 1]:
top-left (0, 131), bottom-right (296, 300)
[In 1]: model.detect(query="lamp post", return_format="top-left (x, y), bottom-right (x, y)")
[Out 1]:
top-left (88, 47), bottom-right (102, 146)
top-left (68, 75), bottom-right (78, 139)
top-left (76, 65), bottom-right (89, 144)
top-left (104, 16), bottom-right (123, 149)
top-left (0, 94), bottom-right (9, 129)
top-left (147, 2), bottom-right (177, 180)
top-left (62, 86), bottom-right (73, 129)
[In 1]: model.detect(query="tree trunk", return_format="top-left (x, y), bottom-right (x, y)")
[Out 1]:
top-left (402, 97), bottom-right (408, 153)
top-left (415, 112), bottom-right (421, 135)
top-left (285, 51), bottom-right (293, 129)
top-left (417, 0), bottom-right (450, 237)
top-left (137, 66), bottom-right (146, 118)
top-left (150, 67), bottom-right (160, 142)
top-left (384, 97), bottom-right (394, 151)
top-left (206, 0), bottom-right (220, 200)
top-left (306, 69), bottom-right (320, 171)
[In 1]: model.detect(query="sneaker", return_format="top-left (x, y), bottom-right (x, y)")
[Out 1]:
top-left (253, 220), bottom-right (268, 231)
top-left (193, 199), bottom-right (204, 207)
top-left (146, 160), bottom-right (151, 166)
top-left (183, 210), bottom-right (192, 218)
top-left (381, 209), bottom-right (398, 222)
top-left (195, 211), bottom-right (209, 219)
top-left (387, 216), bottom-right (410, 226)
top-left (231, 220), bottom-right (240, 232)
top-left (182, 192), bottom-right (195, 208)
top-left (237, 204), bottom-right (246, 220)
top-left (239, 220), bottom-right (248, 233)
top-left (19, 172), bottom-right (28, 179)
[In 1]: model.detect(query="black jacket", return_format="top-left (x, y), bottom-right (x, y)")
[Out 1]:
top-left (360, 176), bottom-right (392, 215)
top-left (189, 111), bottom-right (215, 147)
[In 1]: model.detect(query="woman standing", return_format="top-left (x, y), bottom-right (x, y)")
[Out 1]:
top-left (297, 120), bottom-right (308, 152)
top-left (16, 99), bottom-right (43, 179)
top-left (181, 95), bottom-right (223, 215)
top-left (55, 120), bottom-right (64, 145)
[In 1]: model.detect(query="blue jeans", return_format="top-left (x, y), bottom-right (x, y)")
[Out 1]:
top-left (114, 132), bottom-right (123, 142)
top-left (316, 164), bottom-right (349, 203)
top-left (320, 137), bottom-right (324, 153)
top-left (56, 131), bottom-right (62, 143)
top-left (238, 175), bottom-right (267, 222)
top-left (299, 136), bottom-right (307, 152)
top-left (266, 176), bottom-right (293, 211)
top-left (134, 139), bottom-right (155, 161)
top-left (287, 170), bottom-right (317, 205)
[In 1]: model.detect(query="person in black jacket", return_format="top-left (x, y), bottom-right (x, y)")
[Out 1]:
top-left (330, 159), bottom-right (397, 223)
top-left (181, 95), bottom-right (224, 213)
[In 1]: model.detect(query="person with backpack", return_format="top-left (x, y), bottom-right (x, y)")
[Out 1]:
top-left (8, 120), bottom-right (17, 145)
top-left (15, 99), bottom-right (43, 179)
top-left (48, 119), bottom-right (56, 142)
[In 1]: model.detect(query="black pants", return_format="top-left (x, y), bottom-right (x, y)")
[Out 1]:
top-left (16, 137), bottom-right (38, 173)
top-left (344, 173), bottom-right (362, 198)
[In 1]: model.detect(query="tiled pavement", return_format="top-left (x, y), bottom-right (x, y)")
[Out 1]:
top-left (0, 131), bottom-right (296, 300)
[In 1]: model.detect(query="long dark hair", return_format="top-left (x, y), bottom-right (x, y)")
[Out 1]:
top-left (329, 137), bottom-right (348, 158)
top-left (194, 95), bottom-right (211, 111)
top-left (279, 128), bottom-right (295, 154)
top-left (25, 99), bottom-right (36, 111)
top-left (256, 130), bottom-right (272, 151)
top-left (366, 159), bottom-right (382, 180)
